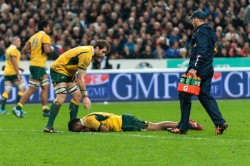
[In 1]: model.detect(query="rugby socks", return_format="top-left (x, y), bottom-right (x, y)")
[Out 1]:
top-left (16, 91), bottom-right (24, 104)
top-left (46, 101), bottom-right (61, 128)
top-left (69, 99), bottom-right (79, 120)
top-left (1, 93), bottom-right (8, 110)
top-left (187, 123), bottom-right (192, 129)
top-left (42, 105), bottom-right (50, 111)
top-left (16, 103), bottom-right (23, 111)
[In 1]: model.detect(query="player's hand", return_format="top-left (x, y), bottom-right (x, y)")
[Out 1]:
top-left (72, 74), bottom-right (77, 83)
top-left (83, 97), bottom-right (91, 110)
top-left (188, 69), bottom-right (197, 77)
top-left (19, 68), bottom-right (24, 73)
top-left (17, 74), bottom-right (21, 81)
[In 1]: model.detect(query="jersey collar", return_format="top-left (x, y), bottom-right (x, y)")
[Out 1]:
top-left (91, 46), bottom-right (94, 56)
top-left (10, 44), bottom-right (17, 49)
top-left (80, 119), bottom-right (85, 126)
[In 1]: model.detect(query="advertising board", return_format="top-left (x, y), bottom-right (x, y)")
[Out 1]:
top-left (0, 69), bottom-right (249, 103)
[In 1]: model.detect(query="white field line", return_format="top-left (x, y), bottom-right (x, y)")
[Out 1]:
top-left (0, 128), bottom-right (250, 143)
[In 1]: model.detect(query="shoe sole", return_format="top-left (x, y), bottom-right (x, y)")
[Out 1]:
top-left (12, 110), bottom-right (23, 118)
top-left (215, 123), bottom-right (228, 135)
top-left (43, 128), bottom-right (60, 133)
top-left (43, 113), bottom-right (50, 117)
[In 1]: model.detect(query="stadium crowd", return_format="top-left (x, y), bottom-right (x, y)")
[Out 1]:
top-left (0, 0), bottom-right (250, 61)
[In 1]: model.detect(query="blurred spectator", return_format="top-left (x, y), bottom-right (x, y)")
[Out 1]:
top-left (244, 5), bottom-right (250, 25)
top-left (216, 47), bottom-right (229, 58)
top-left (123, 35), bottom-right (136, 59)
top-left (0, 40), bottom-right (5, 61)
top-left (179, 48), bottom-right (187, 59)
top-left (139, 45), bottom-right (154, 59)
top-left (153, 44), bottom-right (165, 59)
top-left (228, 42), bottom-right (242, 57)
top-left (165, 40), bottom-right (180, 58)
top-left (241, 42), bottom-right (250, 57)
top-left (92, 56), bottom-right (112, 69)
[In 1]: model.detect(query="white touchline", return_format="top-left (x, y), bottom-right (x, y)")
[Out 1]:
top-left (1, 128), bottom-right (250, 143)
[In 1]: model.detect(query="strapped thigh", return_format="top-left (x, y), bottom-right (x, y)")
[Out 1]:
top-left (54, 85), bottom-right (67, 94)
top-left (29, 81), bottom-right (40, 89)
top-left (67, 85), bottom-right (79, 95)
top-left (4, 85), bottom-right (12, 91)
top-left (18, 83), bottom-right (26, 90)
top-left (41, 78), bottom-right (50, 87)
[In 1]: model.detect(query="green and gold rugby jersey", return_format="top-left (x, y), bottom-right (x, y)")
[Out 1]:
top-left (51, 46), bottom-right (93, 76)
top-left (81, 112), bottom-right (123, 132)
top-left (4, 44), bottom-right (21, 76)
top-left (28, 31), bottom-right (51, 67)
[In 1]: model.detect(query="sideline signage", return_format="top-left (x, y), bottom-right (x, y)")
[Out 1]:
top-left (0, 70), bottom-right (250, 103)
top-left (167, 58), bottom-right (250, 68)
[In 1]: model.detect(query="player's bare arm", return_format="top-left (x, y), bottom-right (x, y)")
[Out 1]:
top-left (22, 42), bottom-right (31, 54)
top-left (19, 67), bottom-right (24, 72)
top-left (11, 56), bottom-right (21, 80)
top-left (98, 125), bottom-right (109, 132)
top-left (43, 43), bottom-right (53, 54)
top-left (78, 69), bottom-right (91, 110)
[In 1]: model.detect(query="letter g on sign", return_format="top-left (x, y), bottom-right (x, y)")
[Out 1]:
top-left (183, 86), bottom-right (188, 91)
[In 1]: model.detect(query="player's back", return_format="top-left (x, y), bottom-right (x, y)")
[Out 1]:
top-left (83, 112), bottom-right (123, 132)
top-left (51, 46), bottom-right (93, 76)
top-left (28, 31), bottom-right (50, 67)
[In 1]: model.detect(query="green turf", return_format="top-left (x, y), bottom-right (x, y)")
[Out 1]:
top-left (0, 99), bottom-right (249, 165)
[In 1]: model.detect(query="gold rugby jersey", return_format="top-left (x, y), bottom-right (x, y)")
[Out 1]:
top-left (51, 46), bottom-right (93, 76)
top-left (81, 112), bottom-right (122, 132)
top-left (28, 31), bottom-right (51, 67)
top-left (4, 44), bottom-right (21, 76)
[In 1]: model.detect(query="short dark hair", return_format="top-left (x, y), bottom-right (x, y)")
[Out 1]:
top-left (38, 20), bottom-right (49, 31)
top-left (68, 118), bottom-right (80, 132)
top-left (93, 40), bottom-right (110, 52)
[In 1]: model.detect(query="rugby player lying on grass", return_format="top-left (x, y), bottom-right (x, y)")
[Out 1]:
top-left (68, 112), bottom-right (203, 132)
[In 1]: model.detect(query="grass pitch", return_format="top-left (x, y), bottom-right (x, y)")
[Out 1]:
top-left (0, 99), bottom-right (249, 165)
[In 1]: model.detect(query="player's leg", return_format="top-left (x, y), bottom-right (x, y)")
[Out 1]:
top-left (44, 82), bottom-right (67, 132)
top-left (13, 66), bottom-right (41, 117)
top-left (13, 78), bottom-right (26, 104)
top-left (68, 82), bottom-right (81, 120)
top-left (0, 77), bottom-right (13, 114)
top-left (147, 121), bottom-right (178, 131)
top-left (40, 74), bottom-right (50, 117)
top-left (148, 120), bottom-right (203, 131)
top-left (44, 69), bottom-right (68, 132)
top-left (13, 78), bottom-right (39, 113)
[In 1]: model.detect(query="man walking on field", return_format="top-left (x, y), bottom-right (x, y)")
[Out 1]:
top-left (12, 20), bottom-right (53, 118)
top-left (0, 37), bottom-right (25, 115)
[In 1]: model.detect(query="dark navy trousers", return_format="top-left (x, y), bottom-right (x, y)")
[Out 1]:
top-left (178, 74), bottom-right (226, 131)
